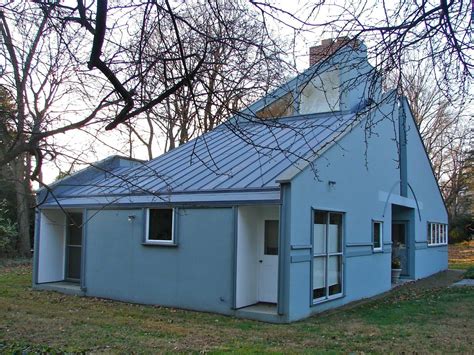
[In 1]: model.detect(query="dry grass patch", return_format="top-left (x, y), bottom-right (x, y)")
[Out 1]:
top-left (0, 264), bottom-right (473, 353)
top-left (449, 240), bottom-right (474, 270)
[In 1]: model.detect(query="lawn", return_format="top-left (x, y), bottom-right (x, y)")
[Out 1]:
top-left (0, 264), bottom-right (473, 353)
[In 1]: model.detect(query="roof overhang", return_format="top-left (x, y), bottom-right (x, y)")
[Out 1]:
top-left (39, 188), bottom-right (281, 209)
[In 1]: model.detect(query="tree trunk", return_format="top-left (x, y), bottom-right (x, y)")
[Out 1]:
top-left (12, 154), bottom-right (32, 257)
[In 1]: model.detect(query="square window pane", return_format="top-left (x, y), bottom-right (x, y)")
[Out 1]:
top-left (328, 255), bottom-right (342, 296)
top-left (148, 209), bottom-right (173, 241)
top-left (313, 224), bottom-right (326, 255)
top-left (328, 213), bottom-right (342, 253)
top-left (313, 256), bottom-right (326, 299)
top-left (264, 220), bottom-right (279, 255)
top-left (313, 287), bottom-right (326, 300)
top-left (314, 211), bottom-right (327, 224)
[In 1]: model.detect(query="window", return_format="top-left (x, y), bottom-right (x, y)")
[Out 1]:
top-left (264, 220), bottom-right (279, 255)
top-left (428, 222), bottom-right (448, 246)
top-left (372, 221), bottom-right (383, 252)
top-left (312, 210), bottom-right (343, 303)
top-left (146, 208), bottom-right (174, 244)
top-left (256, 92), bottom-right (294, 119)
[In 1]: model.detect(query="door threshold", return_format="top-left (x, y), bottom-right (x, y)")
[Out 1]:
top-left (235, 302), bottom-right (283, 323)
top-left (238, 302), bottom-right (277, 315)
top-left (34, 281), bottom-right (84, 296)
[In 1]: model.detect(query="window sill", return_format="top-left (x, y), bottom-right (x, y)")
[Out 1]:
top-left (427, 243), bottom-right (447, 248)
top-left (142, 241), bottom-right (177, 247)
top-left (311, 293), bottom-right (344, 306)
top-left (372, 248), bottom-right (383, 253)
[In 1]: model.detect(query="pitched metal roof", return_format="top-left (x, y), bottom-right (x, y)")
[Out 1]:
top-left (56, 111), bottom-right (356, 199)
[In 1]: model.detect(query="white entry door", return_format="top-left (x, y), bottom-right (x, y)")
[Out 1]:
top-left (258, 220), bottom-right (279, 303)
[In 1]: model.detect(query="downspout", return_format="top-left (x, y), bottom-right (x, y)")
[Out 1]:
top-left (80, 208), bottom-right (88, 292)
top-left (32, 205), bottom-right (41, 286)
top-left (398, 97), bottom-right (408, 197)
top-left (277, 182), bottom-right (291, 318)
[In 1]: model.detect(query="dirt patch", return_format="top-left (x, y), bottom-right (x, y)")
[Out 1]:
top-left (400, 269), bottom-right (464, 290)
top-left (0, 259), bottom-right (31, 276)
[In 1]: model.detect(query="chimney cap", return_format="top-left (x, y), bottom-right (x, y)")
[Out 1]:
top-left (321, 38), bottom-right (334, 46)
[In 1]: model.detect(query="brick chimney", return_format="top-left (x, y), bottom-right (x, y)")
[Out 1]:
top-left (309, 37), bottom-right (360, 67)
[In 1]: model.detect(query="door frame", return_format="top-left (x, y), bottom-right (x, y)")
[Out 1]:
top-left (392, 220), bottom-right (410, 277)
top-left (310, 208), bottom-right (345, 305)
top-left (257, 219), bottom-right (279, 303)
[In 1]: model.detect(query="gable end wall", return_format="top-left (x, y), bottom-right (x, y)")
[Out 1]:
top-left (284, 97), bottom-right (448, 321)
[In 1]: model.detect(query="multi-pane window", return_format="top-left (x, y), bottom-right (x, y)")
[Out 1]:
top-left (428, 223), bottom-right (448, 246)
top-left (313, 210), bottom-right (343, 302)
top-left (146, 208), bottom-right (174, 244)
top-left (373, 221), bottom-right (383, 251)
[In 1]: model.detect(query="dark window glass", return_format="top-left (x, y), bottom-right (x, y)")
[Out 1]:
top-left (392, 223), bottom-right (406, 247)
top-left (148, 209), bottom-right (173, 241)
top-left (329, 213), bottom-right (342, 227)
top-left (314, 211), bottom-right (327, 225)
top-left (373, 222), bottom-right (382, 249)
top-left (313, 287), bottom-right (326, 299)
top-left (68, 213), bottom-right (83, 246)
top-left (264, 220), bottom-right (279, 255)
top-left (67, 246), bottom-right (81, 280)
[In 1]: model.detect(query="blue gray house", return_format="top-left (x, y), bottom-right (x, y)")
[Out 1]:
top-left (33, 39), bottom-right (448, 323)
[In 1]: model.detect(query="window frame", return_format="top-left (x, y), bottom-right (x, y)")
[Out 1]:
top-left (427, 222), bottom-right (448, 246)
top-left (144, 208), bottom-right (176, 246)
top-left (264, 219), bottom-right (279, 256)
top-left (372, 220), bottom-right (383, 252)
top-left (311, 209), bottom-right (345, 305)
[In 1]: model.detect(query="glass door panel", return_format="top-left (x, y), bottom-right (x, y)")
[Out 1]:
top-left (313, 210), bottom-right (344, 302)
top-left (66, 213), bottom-right (82, 282)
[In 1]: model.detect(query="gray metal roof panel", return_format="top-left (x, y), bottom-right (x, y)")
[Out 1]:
top-left (58, 112), bottom-right (356, 198)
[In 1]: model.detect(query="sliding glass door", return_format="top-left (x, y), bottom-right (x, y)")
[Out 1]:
top-left (313, 210), bottom-right (343, 302)
top-left (66, 213), bottom-right (83, 282)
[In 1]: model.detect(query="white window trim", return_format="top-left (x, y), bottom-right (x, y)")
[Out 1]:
top-left (427, 222), bottom-right (448, 246)
top-left (312, 209), bottom-right (344, 305)
top-left (145, 208), bottom-right (175, 245)
top-left (372, 220), bottom-right (383, 252)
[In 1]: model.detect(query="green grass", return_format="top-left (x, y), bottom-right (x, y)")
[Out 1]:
top-left (464, 267), bottom-right (474, 279)
top-left (449, 263), bottom-right (473, 270)
top-left (0, 265), bottom-right (473, 353)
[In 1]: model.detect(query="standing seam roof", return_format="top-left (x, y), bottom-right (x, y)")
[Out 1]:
top-left (60, 112), bottom-right (356, 198)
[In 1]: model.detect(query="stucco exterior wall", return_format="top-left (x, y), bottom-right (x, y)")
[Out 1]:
top-left (285, 97), bottom-right (447, 321)
top-left (402, 99), bottom-right (449, 277)
top-left (83, 207), bottom-right (235, 314)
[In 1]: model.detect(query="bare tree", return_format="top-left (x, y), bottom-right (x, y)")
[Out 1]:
top-left (123, 0), bottom-right (287, 156)
top-left (251, 1), bottom-right (472, 98)
top-left (0, 2), bottom-right (108, 254)
top-left (391, 63), bottom-right (473, 221)
top-left (0, 0), bottom-right (471, 222)
top-left (1, 1), bottom-right (470, 166)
